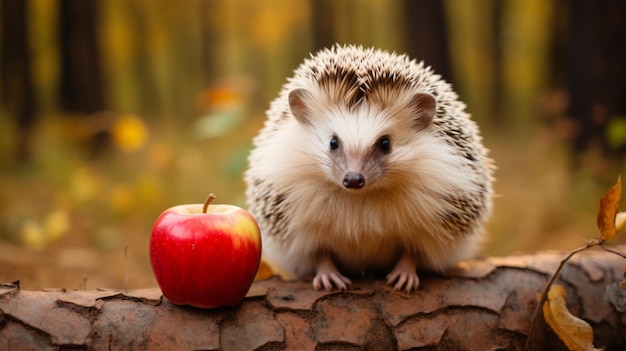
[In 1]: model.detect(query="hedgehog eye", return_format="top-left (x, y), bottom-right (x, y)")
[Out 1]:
top-left (330, 136), bottom-right (340, 151)
top-left (377, 136), bottom-right (391, 154)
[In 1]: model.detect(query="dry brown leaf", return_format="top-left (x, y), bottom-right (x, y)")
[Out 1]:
top-left (597, 175), bottom-right (622, 241)
top-left (254, 259), bottom-right (274, 281)
top-left (543, 284), bottom-right (602, 351)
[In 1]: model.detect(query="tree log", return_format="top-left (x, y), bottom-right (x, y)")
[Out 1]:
top-left (1, 248), bottom-right (625, 350)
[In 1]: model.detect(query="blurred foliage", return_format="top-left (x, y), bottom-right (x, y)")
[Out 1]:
top-left (0, 0), bottom-right (624, 289)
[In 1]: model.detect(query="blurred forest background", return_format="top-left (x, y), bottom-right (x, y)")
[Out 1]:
top-left (1, 0), bottom-right (626, 290)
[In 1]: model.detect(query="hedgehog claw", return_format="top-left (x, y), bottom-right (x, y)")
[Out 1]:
top-left (386, 254), bottom-right (419, 294)
top-left (313, 255), bottom-right (352, 291)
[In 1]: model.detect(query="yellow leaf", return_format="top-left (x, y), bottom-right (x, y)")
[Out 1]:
top-left (111, 114), bottom-right (149, 153)
top-left (21, 220), bottom-right (45, 250)
top-left (254, 260), bottom-right (274, 281)
top-left (70, 167), bottom-right (102, 204)
top-left (597, 175), bottom-right (622, 241)
top-left (43, 209), bottom-right (70, 242)
top-left (616, 212), bottom-right (626, 233)
top-left (543, 285), bottom-right (602, 351)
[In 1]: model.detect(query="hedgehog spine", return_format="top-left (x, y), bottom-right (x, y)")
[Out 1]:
top-left (245, 44), bottom-right (494, 293)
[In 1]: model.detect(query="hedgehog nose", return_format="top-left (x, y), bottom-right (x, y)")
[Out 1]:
top-left (343, 172), bottom-right (365, 189)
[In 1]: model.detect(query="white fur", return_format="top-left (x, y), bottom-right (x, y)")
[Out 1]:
top-left (249, 90), bottom-right (486, 277)
top-left (246, 45), bottom-right (493, 280)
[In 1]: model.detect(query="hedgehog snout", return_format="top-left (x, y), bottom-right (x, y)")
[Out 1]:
top-left (343, 172), bottom-right (365, 189)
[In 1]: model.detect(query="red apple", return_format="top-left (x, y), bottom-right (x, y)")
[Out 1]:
top-left (149, 194), bottom-right (261, 308)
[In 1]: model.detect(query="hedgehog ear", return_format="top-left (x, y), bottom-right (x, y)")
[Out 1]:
top-left (289, 89), bottom-right (315, 127)
top-left (408, 93), bottom-right (436, 130)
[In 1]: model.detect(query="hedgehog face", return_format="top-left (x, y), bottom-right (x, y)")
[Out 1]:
top-left (288, 88), bottom-right (436, 192)
top-left (324, 130), bottom-right (393, 190)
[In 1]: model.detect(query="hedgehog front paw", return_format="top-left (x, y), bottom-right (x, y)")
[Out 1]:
top-left (313, 255), bottom-right (352, 291)
top-left (386, 254), bottom-right (419, 293)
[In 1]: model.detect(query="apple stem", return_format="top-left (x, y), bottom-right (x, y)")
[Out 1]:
top-left (203, 193), bottom-right (216, 214)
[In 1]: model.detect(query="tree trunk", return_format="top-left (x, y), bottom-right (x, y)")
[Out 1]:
top-left (311, 0), bottom-right (336, 52)
top-left (402, 0), bottom-right (452, 83)
top-left (58, 0), bottom-right (106, 114)
top-left (565, 0), bottom-right (626, 171)
top-left (1, 248), bottom-right (625, 350)
top-left (1, 0), bottom-right (36, 161)
top-left (58, 0), bottom-right (109, 157)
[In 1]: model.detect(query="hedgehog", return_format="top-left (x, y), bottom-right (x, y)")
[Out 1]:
top-left (244, 44), bottom-right (494, 293)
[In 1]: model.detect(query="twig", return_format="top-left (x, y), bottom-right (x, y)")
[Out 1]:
top-left (600, 242), bottom-right (626, 259)
top-left (523, 239), bottom-right (601, 350)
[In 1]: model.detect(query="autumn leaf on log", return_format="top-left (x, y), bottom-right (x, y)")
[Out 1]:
top-left (543, 284), bottom-right (602, 351)
top-left (615, 212), bottom-right (626, 234)
top-left (254, 260), bottom-right (274, 280)
top-left (597, 175), bottom-right (623, 241)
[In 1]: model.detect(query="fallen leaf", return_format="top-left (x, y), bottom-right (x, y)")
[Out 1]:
top-left (43, 209), bottom-right (70, 242)
top-left (543, 284), bottom-right (602, 351)
top-left (70, 166), bottom-right (103, 204)
top-left (111, 114), bottom-right (149, 153)
top-left (21, 219), bottom-right (45, 249)
top-left (597, 175), bottom-right (622, 241)
top-left (615, 212), bottom-right (626, 233)
top-left (254, 260), bottom-right (274, 281)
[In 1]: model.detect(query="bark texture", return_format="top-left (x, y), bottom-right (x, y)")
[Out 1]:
top-left (1, 249), bottom-right (625, 351)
